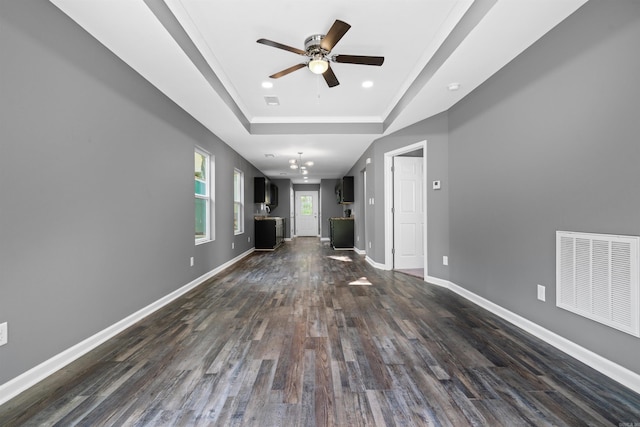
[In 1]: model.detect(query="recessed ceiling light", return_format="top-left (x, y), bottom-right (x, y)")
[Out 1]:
top-left (362, 81), bottom-right (374, 88)
top-left (447, 82), bottom-right (460, 91)
top-left (262, 81), bottom-right (273, 89)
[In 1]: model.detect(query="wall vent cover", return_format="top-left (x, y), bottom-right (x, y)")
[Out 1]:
top-left (556, 231), bottom-right (640, 337)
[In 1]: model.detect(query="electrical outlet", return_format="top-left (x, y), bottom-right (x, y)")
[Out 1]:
top-left (190, 257), bottom-right (194, 267)
top-left (232, 242), bottom-right (235, 249)
top-left (537, 284), bottom-right (546, 302)
top-left (0, 322), bottom-right (8, 346)
top-left (357, 236), bottom-right (359, 242)
top-left (248, 236), bottom-right (251, 243)
top-left (443, 256), bottom-right (449, 266)
top-left (368, 241), bottom-right (372, 249)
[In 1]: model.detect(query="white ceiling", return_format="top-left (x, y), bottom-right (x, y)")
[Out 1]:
top-left (49, 0), bottom-right (587, 183)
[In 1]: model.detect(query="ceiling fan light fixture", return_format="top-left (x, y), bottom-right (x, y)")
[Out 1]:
top-left (309, 57), bottom-right (329, 75)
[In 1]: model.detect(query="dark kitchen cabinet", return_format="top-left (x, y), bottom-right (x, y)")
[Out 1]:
top-left (254, 177), bottom-right (270, 204)
top-left (336, 176), bottom-right (354, 204)
top-left (255, 177), bottom-right (278, 208)
top-left (329, 218), bottom-right (354, 250)
top-left (255, 217), bottom-right (284, 250)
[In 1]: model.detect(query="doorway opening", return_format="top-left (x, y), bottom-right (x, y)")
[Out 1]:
top-left (383, 141), bottom-right (427, 278)
top-left (294, 190), bottom-right (319, 237)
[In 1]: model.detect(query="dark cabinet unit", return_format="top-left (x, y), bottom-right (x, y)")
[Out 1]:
top-left (254, 177), bottom-right (278, 207)
top-left (329, 218), bottom-right (354, 250)
top-left (336, 176), bottom-right (354, 204)
top-left (255, 217), bottom-right (284, 250)
top-left (254, 177), bottom-right (270, 204)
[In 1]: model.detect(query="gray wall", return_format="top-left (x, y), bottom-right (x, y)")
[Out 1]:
top-left (447, 0), bottom-right (640, 373)
top-left (0, 0), bottom-right (260, 385)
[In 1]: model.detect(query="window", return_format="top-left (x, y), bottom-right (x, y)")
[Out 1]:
top-left (300, 195), bottom-right (313, 216)
top-left (195, 148), bottom-right (213, 244)
top-left (233, 168), bottom-right (244, 234)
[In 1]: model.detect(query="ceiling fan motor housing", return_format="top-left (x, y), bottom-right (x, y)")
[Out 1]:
top-left (304, 34), bottom-right (328, 57)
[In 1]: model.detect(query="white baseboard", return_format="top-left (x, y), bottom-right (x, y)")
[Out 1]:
top-left (424, 275), bottom-right (640, 395)
top-left (320, 237), bottom-right (330, 242)
top-left (366, 256), bottom-right (390, 270)
top-left (354, 247), bottom-right (366, 256)
top-left (0, 248), bottom-right (254, 406)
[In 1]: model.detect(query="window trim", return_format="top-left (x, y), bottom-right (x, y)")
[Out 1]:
top-left (195, 147), bottom-right (213, 245)
top-left (233, 168), bottom-right (244, 235)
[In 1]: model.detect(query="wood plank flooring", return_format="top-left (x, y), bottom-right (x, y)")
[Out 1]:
top-left (2, 237), bottom-right (640, 426)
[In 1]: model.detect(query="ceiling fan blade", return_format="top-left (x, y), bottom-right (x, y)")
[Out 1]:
top-left (333, 55), bottom-right (384, 66)
top-left (269, 63), bottom-right (307, 79)
top-left (320, 20), bottom-right (351, 52)
top-left (322, 65), bottom-right (340, 88)
top-left (257, 38), bottom-right (306, 55)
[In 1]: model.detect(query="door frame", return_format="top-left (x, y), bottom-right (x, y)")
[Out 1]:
top-left (363, 168), bottom-right (368, 253)
top-left (294, 190), bottom-right (319, 237)
top-left (384, 140), bottom-right (427, 273)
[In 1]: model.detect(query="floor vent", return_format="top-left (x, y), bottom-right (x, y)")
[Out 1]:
top-left (556, 231), bottom-right (640, 337)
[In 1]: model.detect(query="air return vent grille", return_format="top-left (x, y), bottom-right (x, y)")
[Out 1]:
top-left (556, 231), bottom-right (640, 337)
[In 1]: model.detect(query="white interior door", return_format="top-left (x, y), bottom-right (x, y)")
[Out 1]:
top-left (295, 191), bottom-right (318, 236)
top-left (363, 169), bottom-right (368, 252)
top-left (393, 157), bottom-right (424, 269)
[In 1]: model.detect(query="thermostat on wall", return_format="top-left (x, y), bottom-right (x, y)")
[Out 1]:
top-left (433, 180), bottom-right (441, 190)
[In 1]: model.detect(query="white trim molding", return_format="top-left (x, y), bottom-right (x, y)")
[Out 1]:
top-left (384, 140), bottom-right (428, 273)
top-left (366, 256), bottom-right (390, 270)
top-left (425, 275), bottom-right (640, 395)
top-left (0, 248), bottom-right (255, 406)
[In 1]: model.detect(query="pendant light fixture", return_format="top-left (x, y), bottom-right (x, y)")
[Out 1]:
top-left (289, 152), bottom-right (314, 175)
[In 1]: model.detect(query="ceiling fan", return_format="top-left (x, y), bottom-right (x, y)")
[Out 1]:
top-left (256, 20), bottom-right (384, 88)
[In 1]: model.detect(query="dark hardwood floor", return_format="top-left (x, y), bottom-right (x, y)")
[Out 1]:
top-left (2, 238), bottom-right (640, 426)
